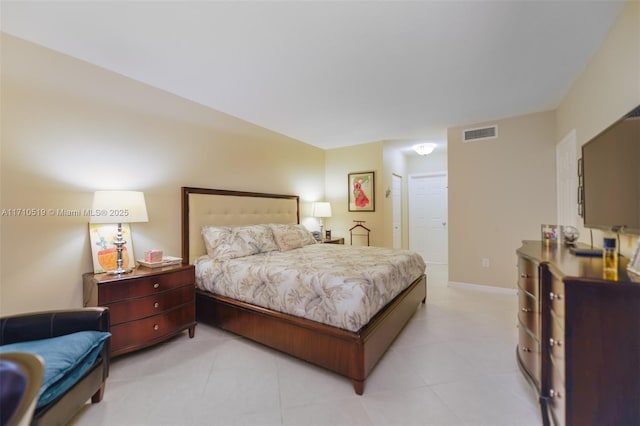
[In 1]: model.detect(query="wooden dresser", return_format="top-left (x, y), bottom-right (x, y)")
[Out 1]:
top-left (83, 264), bottom-right (196, 357)
top-left (516, 241), bottom-right (640, 425)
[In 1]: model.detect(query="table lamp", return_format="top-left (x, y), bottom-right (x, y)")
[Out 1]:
top-left (312, 202), bottom-right (332, 241)
top-left (90, 191), bottom-right (148, 274)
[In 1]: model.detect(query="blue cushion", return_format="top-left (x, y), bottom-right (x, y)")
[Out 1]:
top-left (0, 331), bottom-right (110, 408)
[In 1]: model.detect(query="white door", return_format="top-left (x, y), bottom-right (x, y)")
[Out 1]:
top-left (556, 129), bottom-right (578, 227)
top-left (409, 173), bottom-right (448, 264)
top-left (392, 174), bottom-right (402, 249)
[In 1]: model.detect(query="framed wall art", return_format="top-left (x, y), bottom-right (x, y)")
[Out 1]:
top-left (89, 223), bottom-right (134, 273)
top-left (348, 171), bottom-right (375, 212)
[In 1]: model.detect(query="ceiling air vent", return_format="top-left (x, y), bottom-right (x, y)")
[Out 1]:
top-left (463, 125), bottom-right (498, 142)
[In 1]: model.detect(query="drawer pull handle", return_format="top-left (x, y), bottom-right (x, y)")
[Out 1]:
top-left (549, 292), bottom-right (563, 301)
top-left (520, 273), bottom-right (531, 278)
top-left (153, 324), bottom-right (159, 331)
top-left (521, 307), bottom-right (532, 313)
top-left (549, 338), bottom-right (563, 347)
top-left (153, 283), bottom-right (160, 289)
top-left (549, 389), bottom-right (562, 399)
top-left (520, 346), bottom-right (532, 353)
top-left (154, 302), bottom-right (159, 309)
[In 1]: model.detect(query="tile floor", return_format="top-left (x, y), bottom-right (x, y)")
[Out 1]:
top-left (70, 264), bottom-right (542, 425)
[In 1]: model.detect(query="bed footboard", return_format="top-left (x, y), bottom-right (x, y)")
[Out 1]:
top-left (196, 274), bottom-right (426, 394)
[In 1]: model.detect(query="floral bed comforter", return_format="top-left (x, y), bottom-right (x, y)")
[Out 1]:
top-left (194, 244), bottom-right (426, 332)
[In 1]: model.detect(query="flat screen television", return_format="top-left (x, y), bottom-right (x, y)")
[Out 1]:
top-left (581, 104), bottom-right (640, 234)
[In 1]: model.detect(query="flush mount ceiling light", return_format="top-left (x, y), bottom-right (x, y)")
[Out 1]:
top-left (413, 143), bottom-right (437, 156)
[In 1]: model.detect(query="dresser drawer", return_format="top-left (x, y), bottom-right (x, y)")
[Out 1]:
top-left (110, 303), bottom-right (196, 355)
top-left (107, 285), bottom-right (195, 325)
top-left (549, 311), bottom-right (565, 363)
top-left (547, 361), bottom-right (566, 426)
top-left (518, 258), bottom-right (538, 296)
top-left (549, 277), bottom-right (565, 318)
top-left (99, 268), bottom-right (195, 303)
top-left (517, 323), bottom-right (540, 384)
top-left (518, 290), bottom-right (539, 337)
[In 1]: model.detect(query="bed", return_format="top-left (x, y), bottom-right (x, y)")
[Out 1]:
top-left (181, 187), bottom-right (427, 394)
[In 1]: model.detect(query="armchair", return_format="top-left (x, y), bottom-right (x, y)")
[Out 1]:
top-left (0, 308), bottom-right (110, 426)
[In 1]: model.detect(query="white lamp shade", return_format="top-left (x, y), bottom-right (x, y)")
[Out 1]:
top-left (312, 202), bottom-right (332, 218)
top-left (90, 191), bottom-right (148, 223)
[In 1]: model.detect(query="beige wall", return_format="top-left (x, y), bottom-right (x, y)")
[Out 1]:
top-left (448, 0), bottom-right (639, 289)
top-left (382, 141), bottom-right (409, 249)
top-left (0, 34), bottom-right (325, 315)
top-left (556, 0), bottom-right (640, 259)
top-left (448, 111), bottom-right (557, 289)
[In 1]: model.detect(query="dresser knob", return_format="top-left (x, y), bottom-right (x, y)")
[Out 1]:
top-left (549, 389), bottom-right (562, 399)
top-left (520, 273), bottom-right (530, 278)
top-left (520, 346), bottom-right (532, 353)
top-left (549, 292), bottom-right (563, 301)
top-left (153, 324), bottom-right (159, 331)
top-left (154, 302), bottom-right (159, 309)
top-left (521, 307), bottom-right (532, 313)
top-left (153, 283), bottom-right (160, 289)
top-left (549, 338), bottom-right (563, 347)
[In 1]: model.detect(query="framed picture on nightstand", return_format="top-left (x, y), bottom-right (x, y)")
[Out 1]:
top-left (89, 224), bottom-right (134, 273)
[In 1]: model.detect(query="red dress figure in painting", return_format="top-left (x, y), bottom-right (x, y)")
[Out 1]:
top-left (353, 178), bottom-right (369, 208)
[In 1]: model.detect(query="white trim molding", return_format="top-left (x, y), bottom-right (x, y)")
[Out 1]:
top-left (448, 281), bottom-right (518, 295)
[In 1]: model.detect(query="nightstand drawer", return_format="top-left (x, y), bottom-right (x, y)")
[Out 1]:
top-left (83, 264), bottom-right (197, 357)
top-left (323, 238), bottom-right (344, 244)
top-left (110, 303), bottom-right (195, 356)
top-left (107, 285), bottom-right (195, 325)
top-left (99, 268), bottom-right (194, 303)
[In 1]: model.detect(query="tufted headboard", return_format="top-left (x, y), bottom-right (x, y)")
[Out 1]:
top-left (181, 187), bottom-right (300, 264)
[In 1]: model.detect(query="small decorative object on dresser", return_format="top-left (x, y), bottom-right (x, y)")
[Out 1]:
top-left (561, 226), bottom-right (579, 245)
top-left (541, 224), bottom-right (559, 245)
top-left (83, 264), bottom-right (196, 357)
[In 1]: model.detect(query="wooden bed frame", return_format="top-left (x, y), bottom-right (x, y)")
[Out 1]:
top-left (181, 186), bottom-right (426, 394)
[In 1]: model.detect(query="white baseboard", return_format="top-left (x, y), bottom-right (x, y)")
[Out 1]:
top-left (447, 281), bottom-right (517, 295)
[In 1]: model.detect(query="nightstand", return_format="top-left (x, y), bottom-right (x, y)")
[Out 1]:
top-left (323, 238), bottom-right (344, 244)
top-left (83, 263), bottom-right (196, 357)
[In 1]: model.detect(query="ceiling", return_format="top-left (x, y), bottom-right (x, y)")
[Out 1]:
top-left (0, 1), bottom-right (626, 153)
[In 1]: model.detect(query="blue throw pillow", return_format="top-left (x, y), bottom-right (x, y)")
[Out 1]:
top-left (0, 331), bottom-right (110, 408)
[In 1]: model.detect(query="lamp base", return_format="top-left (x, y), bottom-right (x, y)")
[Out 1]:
top-left (107, 222), bottom-right (133, 275)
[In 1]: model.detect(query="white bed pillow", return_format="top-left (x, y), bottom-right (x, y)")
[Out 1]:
top-left (201, 226), bottom-right (231, 258)
top-left (233, 224), bottom-right (279, 253)
top-left (202, 225), bottom-right (256, 260)
top-left (202, 224), bottom-right (279, 259)
top-left (269, 224), bottom-right (316, 252)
